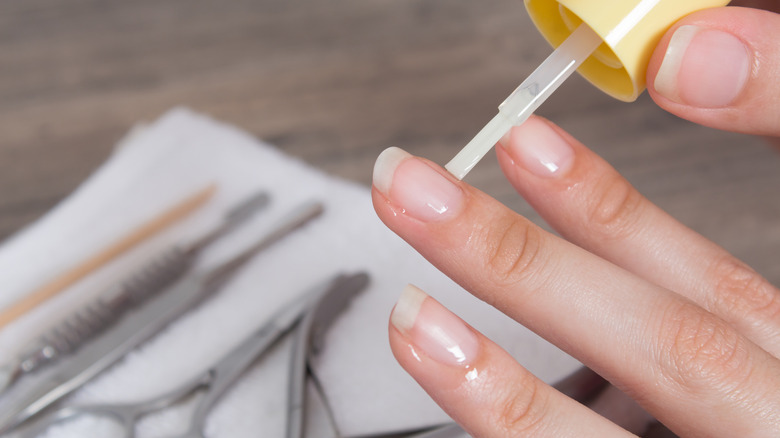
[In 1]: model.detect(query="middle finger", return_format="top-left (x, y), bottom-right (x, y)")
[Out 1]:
top-left (497, 116), bottom-right (780, 357)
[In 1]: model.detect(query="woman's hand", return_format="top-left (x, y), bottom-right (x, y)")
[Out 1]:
top-left (372, 5), bottom-right (780, 436)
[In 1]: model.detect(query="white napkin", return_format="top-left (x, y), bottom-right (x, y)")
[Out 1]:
top-left (0, 108), bottom-right (579, 437)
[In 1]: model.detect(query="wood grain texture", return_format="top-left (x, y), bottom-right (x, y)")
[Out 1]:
top-left (0, 0), bottom-right (777, 292)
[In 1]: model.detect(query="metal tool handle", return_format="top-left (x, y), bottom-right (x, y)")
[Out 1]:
top-left (2, 191), bottom-right (271, 391)
top-left (204, 201), bottom-right (324, 288)
top-left (0, 201), bottom-right (323, 435)
top-left (286, 273), bottom-right (370, 438)
top-left (17, 247), bottom-right (192, 376)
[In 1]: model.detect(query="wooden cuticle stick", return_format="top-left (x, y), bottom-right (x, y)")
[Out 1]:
top-left (0, 184), bottom-right (217, 329)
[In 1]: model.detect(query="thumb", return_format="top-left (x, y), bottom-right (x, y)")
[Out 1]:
top-left (647, 6), bottom-right (780, 137)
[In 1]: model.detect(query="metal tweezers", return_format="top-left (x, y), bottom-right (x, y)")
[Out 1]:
top-left (12, 272), bottom-right (369, 438)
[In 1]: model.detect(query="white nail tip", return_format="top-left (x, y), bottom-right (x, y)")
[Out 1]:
top-left (655, 25), bottom-right (700, 100)
top-left (373, 147), bottom-right (410, 195)
top-left (391, 284), bottom-right (427, 333)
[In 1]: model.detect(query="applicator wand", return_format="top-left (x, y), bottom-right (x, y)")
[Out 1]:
top-left (446, 23), bottom-right (601, 179)
top-left (445, 0), bottom-right (730, 180)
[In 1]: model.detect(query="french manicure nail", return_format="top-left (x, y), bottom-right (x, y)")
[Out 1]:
top-left (502, 117), bottom-right (574, 177)
top-left (373, 147), bottom-right (464, 221)
top-left (655, 25), bottom-right (750, 108)
top-left (391, 284), bottom-right (479, 367)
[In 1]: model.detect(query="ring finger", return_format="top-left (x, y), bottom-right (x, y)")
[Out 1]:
top-left (389, 285), bottom-right (633, 438)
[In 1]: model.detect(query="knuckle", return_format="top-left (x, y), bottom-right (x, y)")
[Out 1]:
top-left (656, 301), bottom-right (753, 392)
top-left (585, 173), bottom-right (644, 239)
top-left (707, 255), bottom-right (780, 325)
top-left (491, 376), bottom-right (549, 436)
top-left (483, 217), bottom-right (543, 288)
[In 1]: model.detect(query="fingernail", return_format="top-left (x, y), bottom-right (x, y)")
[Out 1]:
top-left (654, 25), bottom-right (750, 108)
top-left (373, 147), bottom-right (464, 221)
top-left (500, 117), bottom-right (574, 177)
top-left (391, 284), bottom-right (479, 367)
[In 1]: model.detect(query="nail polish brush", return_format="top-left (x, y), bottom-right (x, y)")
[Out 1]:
top-left (445, 0), bottom-right (730, 180)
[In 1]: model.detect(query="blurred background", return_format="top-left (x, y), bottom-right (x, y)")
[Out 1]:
top-left (0, 0), bottom-right (778, 285)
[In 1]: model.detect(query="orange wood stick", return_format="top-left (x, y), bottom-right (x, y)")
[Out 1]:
top-left (0, 184), bottom-right (217, 329)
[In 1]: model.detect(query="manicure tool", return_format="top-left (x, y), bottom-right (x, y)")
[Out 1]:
top-left (12, 272), bottom-right (369, 438)
top-left (0, 201), bottom-right (324, 435)
top-left (286, 273), bottom-right (371, 438)
top-left (445, 0), bottom-right (730, 180)
top-left (0, 191), bottom-right (270, 394)
top-left (0, 184), bottom-right (217, 330)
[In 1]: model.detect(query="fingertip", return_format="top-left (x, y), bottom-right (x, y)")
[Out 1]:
top-left (390, 285), bottom-right (479, 369)
top-left (372, 148), bottom-right (466, 224)
top-left (390, 284), bottom-right (427, 333)
top-left (387, 286), bottom-right (480, 396)
top-left (497, 117), bottom-right (576, 179)
top-left (647, 7), bottom-right (780, 135)
top-left (373, 146), bottom-right (411, 196)
top-left (651, 24), bottom-right (750, 108)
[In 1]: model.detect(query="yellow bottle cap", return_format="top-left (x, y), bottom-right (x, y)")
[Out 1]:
top-left (524, 0), bottom-right (730, 102)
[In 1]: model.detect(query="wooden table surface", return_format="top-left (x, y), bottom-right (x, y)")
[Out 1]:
top-left (0, 1), bottom-right (777, 287)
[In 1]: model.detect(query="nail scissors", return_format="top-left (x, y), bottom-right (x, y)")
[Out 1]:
top-left (13, 272), bottom-right (369, 438)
